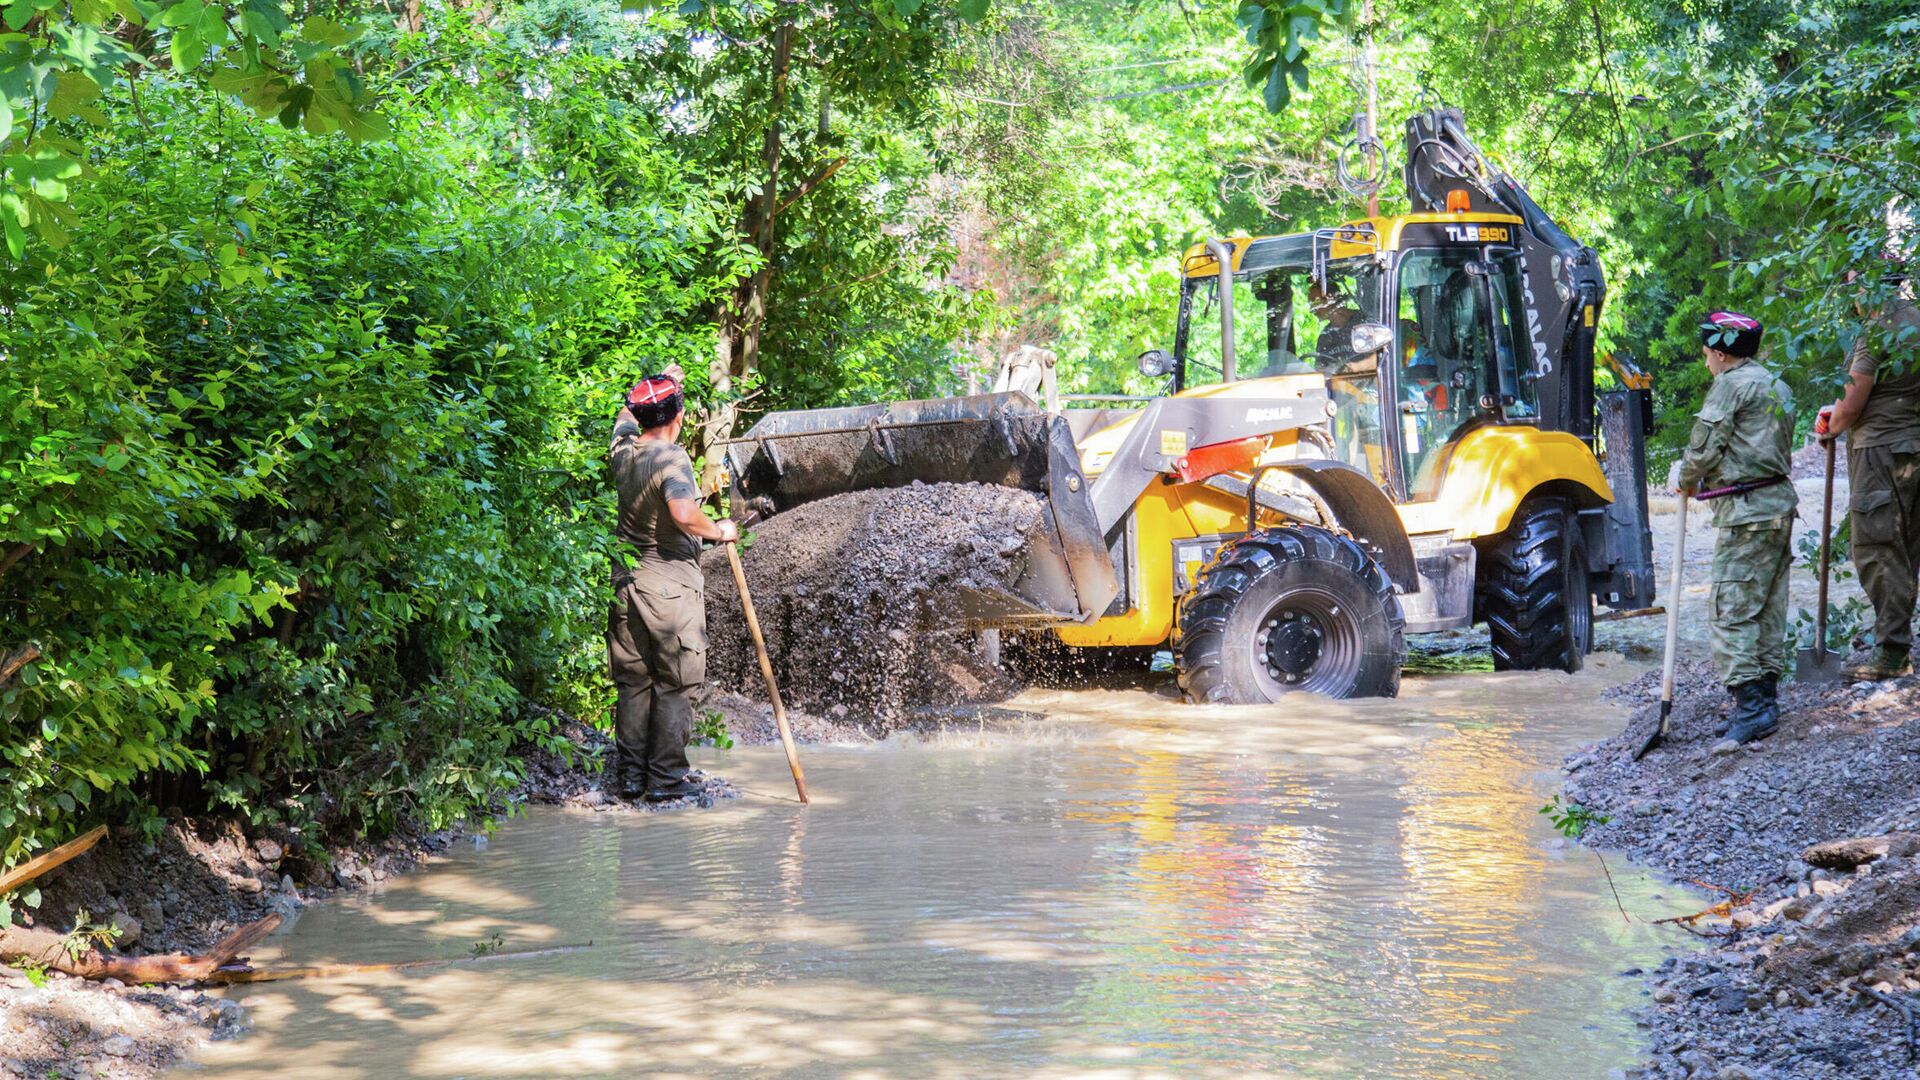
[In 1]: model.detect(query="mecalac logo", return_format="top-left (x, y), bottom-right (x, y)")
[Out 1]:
top-left (1517, 253), bottom-right (1552, 377)
top-left (1245, 406), bottom-right (1295, 425)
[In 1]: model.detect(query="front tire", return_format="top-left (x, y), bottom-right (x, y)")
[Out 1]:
top-left (1175, 525), bottom-right (1406, 702)
top-left (1478, 497), bottom-right (1593, 672)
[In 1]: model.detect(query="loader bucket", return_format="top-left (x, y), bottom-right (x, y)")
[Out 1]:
top-left (722, 392), bottom-right (1119, 626)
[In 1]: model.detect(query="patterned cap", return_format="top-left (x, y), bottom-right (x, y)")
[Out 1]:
top-left (1700, 310), bottom-right (1763, 358)
top-left (626, 375), bottom-right (681, 407)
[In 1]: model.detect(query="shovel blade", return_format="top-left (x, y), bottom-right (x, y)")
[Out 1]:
top-left (1795, 647), bottom-right (1846, 684)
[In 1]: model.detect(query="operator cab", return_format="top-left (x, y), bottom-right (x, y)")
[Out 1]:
top-left (1164, 223), bottom-right (1543, 504)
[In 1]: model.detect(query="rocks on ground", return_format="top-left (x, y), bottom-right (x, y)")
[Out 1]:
top-left (1564, 660), bottom-right (1920, 1078)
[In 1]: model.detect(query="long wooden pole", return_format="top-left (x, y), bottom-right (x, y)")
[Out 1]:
top-left (723, 540), bottom-right (809, 804)
top-left (0, 824), bottom-right (106, 896)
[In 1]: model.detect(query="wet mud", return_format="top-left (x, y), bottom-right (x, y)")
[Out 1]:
top-left (176, 660), bottom-right (1705, 1079)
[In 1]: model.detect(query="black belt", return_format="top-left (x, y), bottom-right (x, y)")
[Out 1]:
top-left (1693, 475), bottom-right (1789, 501)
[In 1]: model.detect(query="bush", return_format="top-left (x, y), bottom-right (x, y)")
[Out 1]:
top-left (0, 14), bottom-right (727, 878)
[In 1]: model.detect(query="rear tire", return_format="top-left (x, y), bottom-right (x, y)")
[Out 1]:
top-left (1175, 525), bottom-right (1406, 702)
top-left (1478, 498), bottom-right (1593, 672)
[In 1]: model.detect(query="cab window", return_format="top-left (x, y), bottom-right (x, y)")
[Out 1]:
top-left (1394, 248), bottom-right (1502, 499)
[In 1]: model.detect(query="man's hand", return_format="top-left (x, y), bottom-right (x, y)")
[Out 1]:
top-left (1815, 405), bottom-right (1835, 441)
top-left (662, 363), bottom-right (686, 384)
top-left (716, 519), bottom-right (739, 544)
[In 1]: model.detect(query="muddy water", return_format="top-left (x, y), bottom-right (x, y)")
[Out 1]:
top-left (183, 660), bottom-right (1697, 1079)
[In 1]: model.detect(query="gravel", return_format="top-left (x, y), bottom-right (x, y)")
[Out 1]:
top-left (1563, 662), bottom-right (1920, 1078)
top-left (701, 482), bottom-right (1041, 730)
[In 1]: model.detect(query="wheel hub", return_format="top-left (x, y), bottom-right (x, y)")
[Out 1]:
top-left (1262, 612), bottom-right (1323, 679)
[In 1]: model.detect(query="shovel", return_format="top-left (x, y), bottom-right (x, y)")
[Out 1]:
top-left (1634, 492), bottom-right (1689, 760)
top-left (1795, 437), bottom-right (1846, 684)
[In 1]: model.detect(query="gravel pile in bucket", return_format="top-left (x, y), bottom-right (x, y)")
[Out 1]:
top-left (701, 482), bottom-right (1044, 730)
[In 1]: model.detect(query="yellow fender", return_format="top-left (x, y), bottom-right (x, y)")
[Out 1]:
top-left (1397, 426), bottom-right (1613, 541)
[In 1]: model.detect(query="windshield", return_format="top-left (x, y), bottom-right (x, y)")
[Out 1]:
top-left (1178, 258), bottom-right (1382, 387)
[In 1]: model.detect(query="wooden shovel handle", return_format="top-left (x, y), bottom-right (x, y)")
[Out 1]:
top-left (1816, 438), bottom-right (1835, 660)
top-left (724, 540), bottom-right (809, 804)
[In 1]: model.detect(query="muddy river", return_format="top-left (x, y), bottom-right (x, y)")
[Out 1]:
top-left (180, 655), bottom-right (1701, 1079)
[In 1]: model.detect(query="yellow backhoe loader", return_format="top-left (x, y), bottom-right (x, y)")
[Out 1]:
top-left (723, 108), bottom-right (1655, 702)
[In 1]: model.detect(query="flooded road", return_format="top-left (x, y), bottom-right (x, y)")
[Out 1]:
top-left (182, 659), bottom-right (1697, 1079)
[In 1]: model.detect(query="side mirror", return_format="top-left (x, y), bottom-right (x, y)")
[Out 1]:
top-left (1349, 322), bottom-right (1394, 357)
top-left (1137, 349), bottom-right (1176, 378)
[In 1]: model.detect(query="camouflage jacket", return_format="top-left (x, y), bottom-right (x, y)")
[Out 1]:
top-left (1678, 360), bottom-right (1799, 527)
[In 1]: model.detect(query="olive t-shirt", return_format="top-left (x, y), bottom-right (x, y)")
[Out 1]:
top-left (610, 413), bottom-right (702, 587)
top-left (1847, 299), bottom-right (1920, 452)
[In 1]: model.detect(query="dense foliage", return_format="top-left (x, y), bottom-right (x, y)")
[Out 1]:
top-left (3, 0), bottom-right (1914, 895)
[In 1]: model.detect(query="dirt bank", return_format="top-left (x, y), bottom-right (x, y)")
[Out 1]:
top-left (1566, 665), bottom-right (1920, 1078)
top-left (702, 482), bottom-right (1040, 729)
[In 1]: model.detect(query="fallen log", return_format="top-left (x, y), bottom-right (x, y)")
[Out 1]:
top-left (203, 941), bottom-right (594, 984)
top-left (0, 914), bottom-right (281, 983)
top-left (1804, 833), bottom-right (1920, 872)
top-left (0, 824), bottom-right (106, 897)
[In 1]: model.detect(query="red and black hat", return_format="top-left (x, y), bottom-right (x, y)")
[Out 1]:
top-left (1700, 311), bottom-right (1762, 358)
top-left (625, 373), bottom-right (683, 425)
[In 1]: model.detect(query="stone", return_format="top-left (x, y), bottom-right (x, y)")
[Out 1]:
top-left (1710, 739), bottom-right (1743, 757)
top-left (1761, 897), bottom-right (1794, 922)
top-left (1715, 1067), bottom-right (1755, 1080)
top-left (1783, 895), bottom-right (1820, 922)
top-left (279, 874), bottom-right (296, 893)
top-left (105, 910), bottom-right (141, 948)
top-left (1811, 879), bottom-right (1843, 898)
top-left (99, 1035), bottom-right (135, 1057)
top-left (253, 838), bottom-right (284, 864)
top-left (1653, 985), bottom-right (1678, 1003)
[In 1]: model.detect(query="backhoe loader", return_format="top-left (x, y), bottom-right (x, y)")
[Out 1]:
top-left (722, 108), bottom-right (1655, 703)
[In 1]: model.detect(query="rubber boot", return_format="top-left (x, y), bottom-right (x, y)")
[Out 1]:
top-left (1714, 681), bottom-right (1748, 738)
top-left (1722, 679), bottom-right (1778, 745)
top-left (644, 774), bottom-right (706, 803)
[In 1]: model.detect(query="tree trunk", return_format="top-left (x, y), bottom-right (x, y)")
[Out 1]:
top-left (699, 21), bottom-right (795, 495)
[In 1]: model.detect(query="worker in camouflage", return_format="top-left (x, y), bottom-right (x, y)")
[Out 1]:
top-left (607, 366), bottom-right (736, 802)
top-left (1817, 269), bottom-right (1920, 681)
top-left (1677, 310), bottom-right (1798, 745)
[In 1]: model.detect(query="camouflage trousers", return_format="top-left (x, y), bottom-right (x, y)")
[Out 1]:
top-left (1708, 515), bottom-right (1793, 686)
top-left (1849, 444), bottom-right (1920, 655)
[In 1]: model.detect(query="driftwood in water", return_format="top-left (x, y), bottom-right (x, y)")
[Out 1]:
top-left (0, 824), bottom-right (106, 897)
top-left (0, 914), bottom-right (281, 983)
top-left (203, 941), bottom-right (594, 984)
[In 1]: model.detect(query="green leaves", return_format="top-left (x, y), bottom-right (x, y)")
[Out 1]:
top-left (0, 1), bottom-right (388, 261)
top-left (1236, 0), bottom-right (1348, 113)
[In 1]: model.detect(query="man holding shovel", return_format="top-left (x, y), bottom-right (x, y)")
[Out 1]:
top-left (608, 365), bottom-right (736, 802)
top-left (1678, 311), bottom-right (1798, 746)
top-left (1816, 269), bottom-right (1920, 682)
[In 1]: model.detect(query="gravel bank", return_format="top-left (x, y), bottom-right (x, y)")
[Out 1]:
top-left (1565, 664), bottom-right (1920, 1078)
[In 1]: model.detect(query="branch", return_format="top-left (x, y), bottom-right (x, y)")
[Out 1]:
top-left (774, 155), bottom-right (847, 219)
top-left (0, 825), bottom-right (104, 896)
top-left (0, 643), bottom-right (41, 688)
top-left (0, 542), bottom-right (29, 582)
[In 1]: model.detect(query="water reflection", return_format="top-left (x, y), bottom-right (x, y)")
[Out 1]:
top-left (182, 660), bottom-right (1690, 1079)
